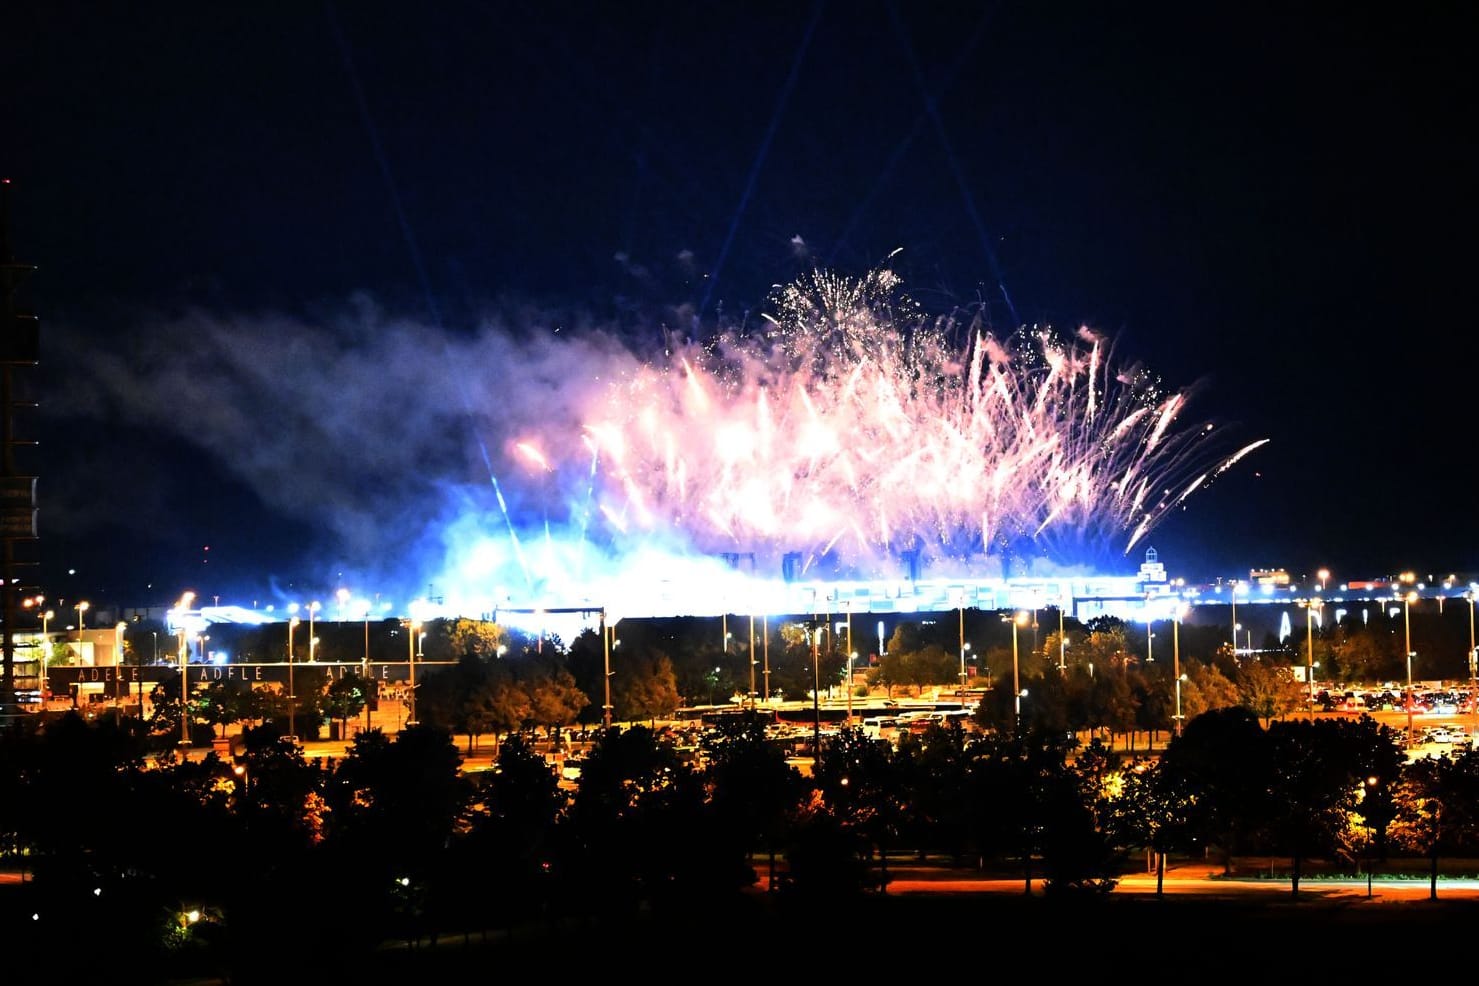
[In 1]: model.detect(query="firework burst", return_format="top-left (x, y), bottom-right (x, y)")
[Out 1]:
top-left (524, 268), bottom-right (1264, 581)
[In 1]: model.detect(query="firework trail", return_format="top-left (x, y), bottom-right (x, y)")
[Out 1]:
top-left (527, 268), bottom-right (1264, 581)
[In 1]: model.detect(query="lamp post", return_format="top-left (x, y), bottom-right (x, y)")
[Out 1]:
top-left (75, 601), bottom-right (90, 697)
top-left (114, 621), bottom-right (126, 722)
top-left (1468, 589), bottom-right (1477, 743)
top-left (1229, 580), bottom-right (1243, 656)
top-left (1234, 622), bottom-right (1243, 661)
top-left (1301, 598), bottom-right (1323, 718)
top-left (1172, 605), bottom-right (1185, 737)
top-left (762, 614), bottom-right (770, 704)
top-left (845, 607), bottom-right (854, 724)
top-left (748, 614), bottom-right (757, 710)
top-left (1058, 605), bottom-right (1067, 673)
top-left (406, 615), bottom-right (421, 727)
top-left (174, 591), bottom-right (195, 750)
top-left (41, 609), bottom-right (53, 699)
top-left (600, 607), bottom-right (613, 729)
top-left (1318, 568), bottom-right (1330, 593)
top-left (307, 601), bottom-right (320, 662)
top-left (1403, 591), bottom-right (1417, 749)
top-left (810, 622), bottom-right (822, 758)
top-left (1005, 610), bottom-right (1028, 733)
top-left (958, 604), bottom-right (968, 700)
top-left (286, 615), bottom-right (299, 739)
top-left (362, 601), bottom-right (372, 736)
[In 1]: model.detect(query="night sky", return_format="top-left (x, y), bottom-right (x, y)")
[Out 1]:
top-left (3, 2), bottom-right (1475, 610)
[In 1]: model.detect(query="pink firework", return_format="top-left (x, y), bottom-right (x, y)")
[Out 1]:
top-left (569, 269), bottom-right (1264, 578)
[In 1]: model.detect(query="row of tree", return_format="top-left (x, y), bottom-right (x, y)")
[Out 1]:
top-left (114, 607), bottom-right (1432, 755)
top-left (3, 696), bottom-right (1477, 982)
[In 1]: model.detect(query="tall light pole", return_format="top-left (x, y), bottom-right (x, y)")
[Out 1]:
top-left (600, 607), bottom-right (612, 729)
top-left (1468, 589), bottom-right (1477, 744)
top-left (762, 614), bottom-right (770, 704)
top-left (361, 600), bottom-right (372, 735)
top-left (41, 609), bottom-right (52, 696)
top-left (113, 621), bottom-right (126, 722)
top-left (748, 613), bottom-right (756, 710)
top-left (1230, 581), bottom-right (1241, 656)
top-left (1172, 605), bottom-right (1184, 737)
top-left (1005, 610), bottom-right (1028, 733)
top-left (1301, 598), bottom-right (1323, 718)
top-left (75, 601), bottom-right (90, 685)
top-left (1058, 605), bottom-right (1067, 673)
top-left (845, 607), bottom-right (854, 724)
top-left (1403, 591), bottom-right (1417, 749)
top-left (406, 615), bottom-right (421, 727)
top-left (174, 591), bottom-right (195, 750)
top-left (958, 604), bottom-right (968, 700)
top-left (307, 601), bottom-right (320, 662)
top-left (286, 614), bottom-right (299, 739)
top-left (810, 622), bottom-right (822, 757)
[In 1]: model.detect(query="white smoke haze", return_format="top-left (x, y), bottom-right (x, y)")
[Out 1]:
top-left (44, 270), bottom-right (1262, 619)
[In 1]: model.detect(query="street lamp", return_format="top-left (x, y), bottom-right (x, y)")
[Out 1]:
top-left (114, 621), bottom-right (127, 721)
top-left (361, 600), bottom-right (373, 735)
top-left (600, 607), bottom-right (613, 729)
top-left (810, 623), bottom-right (823, 757)
top-left (1229, 580), bottom-right (1243, 655)
top-left (1403, 591), bottom-right (1418, 749)
top-left (1057, 605), bottom-right (1067, 673)
top-left (75, 601), bottom-right (90, 668)
top-left (1172, 604), bottom-right (1186, 736)
top-left (406, 614), bottom-right (421, 727)
top-left (1005, 610), bottom-right (1028, 732)
top-left (748, 613), bottom-right (757, 710)
top-left (1467, 588), bottom-right (1477, 742)
top-left (1300, 598), bottom-right (1323, 718)
top-left (174, 591), bottom-right (195, 750)
top-left (1318, 568), bottom-right (1330, 593)
top-left (40, 608), bottom-right (53, 693)
top-left (306, 601), bottom-right (320, 662)
top-left (958, 603), bottom-right (969, 700)
top-left (286, 614), bottom-right (300, 740)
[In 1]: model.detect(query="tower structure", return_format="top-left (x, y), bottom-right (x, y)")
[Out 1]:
top-left (0, 179), bottom-right (42, 724)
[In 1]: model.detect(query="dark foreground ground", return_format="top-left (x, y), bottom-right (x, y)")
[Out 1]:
top-left (11, 863), bottom-right (1479, 984)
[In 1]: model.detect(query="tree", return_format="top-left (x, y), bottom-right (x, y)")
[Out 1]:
top-left (1156, 706), bottom-right (1275, 874)
top-left (196, 680), bottom-right (257, 739)
top-left (610, 651), bottom-right (681, 723)
top-left (519, 654), bottom-right (586, 737)
top-left (1234, 659), bottom-right (1304, 725)
top-left (446, 617), bottom-right (508, 659)
top-left (323, 672), bottom-right (370, 740)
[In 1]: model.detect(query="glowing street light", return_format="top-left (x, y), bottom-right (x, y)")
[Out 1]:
top-left (174, 591), bottom-right (195, 749)
top-left (1057, 605), bottom-right (1067, 673)
top-left (1318, 568), bottom-right (1330, 593)
top-left (1004, 610), bottom-right (1029, 732)
top-left (75, 601), bottom-right (90, 660)
top-left (307, 601), bottom-right (321, 662)
top-left (1403, 591), bottom-right (1418, 749)
top-left (1229, 581), bottom-right (1243, 655)
top-left (958, 603), bottom-right (969, 699)
top-left (1467, 588), bottom-right (1478, 743)
top-left (360, 598), bottom-right (373, 735)
top-left (1300, 598), bottom-right (1324, 718)
top-left (1172, 603), bottom-right (1187, 736)
top-left (406, 607), bottom-right (423, 727)
top-left (287, 614), bottom-right (300, 740)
